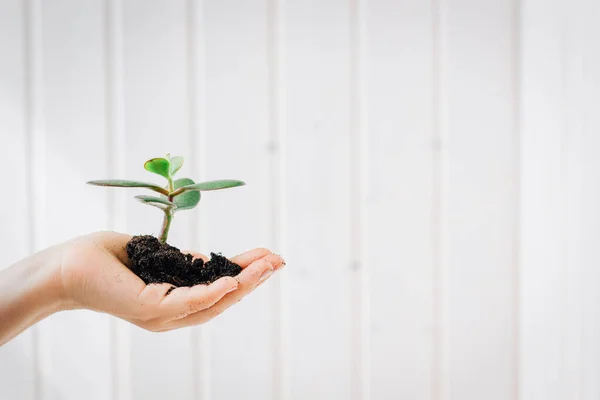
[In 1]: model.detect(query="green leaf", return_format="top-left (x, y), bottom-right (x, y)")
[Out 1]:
top-left (135, 195), bottom-right (176, 207)
top-left (135, 195), bottom-right (177, 211)
top-left (173, 179), bottom-right (245, 195)
top-left (87, 179), bottom-right (169, 196)
top-left (144, 158), bottom-right (171, 179)
top-left (170, 178), bottom-right (200, 212)
top-left (170, 156), bottom-right (184, 175)
top-left (138, 202), bottom-right (172, 211)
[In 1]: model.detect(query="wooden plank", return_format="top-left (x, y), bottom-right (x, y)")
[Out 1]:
top-left (0, 1), bottom-right (36, 399)
top-left (25, 0), bottom-right (47, 397)
top-left (561, 0), bottom-right (585, 398)
top-left (443, 0), bottom-right (518, 398)
top-left (266, 0), bottom-right (290, 398)
top-left (518, 1), bottom-right (566, 399)
top-left (202, 1), bottom-right (276, 399)
top-left (104, 0), bottom-right (132, 399)
top-left (562, 1), bottom-right (585, 397)
top-left (185, 1), bottom-right (211, 399)
top-left (284, 0), bottom-right (354, 398)
top-left (121, 1), bottom-right (195, 399)
top-left (580, 1), bottom-right (600, 398)
top-left (35, 1), bottom-right (112, 399)
top-left (364, 1), bottom-right (435, 399)
top-left (33, 0), bottom-right (113, 398)
top-left (349, 0), bottom-right (369, 398)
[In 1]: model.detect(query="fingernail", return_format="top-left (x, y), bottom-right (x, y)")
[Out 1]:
top-left (259, 268), bottom-right (274, 283)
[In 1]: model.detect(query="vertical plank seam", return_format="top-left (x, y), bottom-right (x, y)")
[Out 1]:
top-left (23, 0), bottom-right (38, 398)
top-left (267, 0), bottom-right (290, 398)
top-left (574, 2), bottom-right (586, 396)
top-left (349, 0), bottom-right (370, 399)
top-left (561, 18), bottom-right (568, 400)
top-left (24, 0), bottom-right (46, 398)
top-left (559, 5), bottom-right (568, 399)
top-left (558, 2), bottom-right (585, 397)
top-left (432, 0), bottom-right (441, 397)
top-left (22, 1), bottom-right (36, 398)
top-left (579, 4), bottom-right (590, 396)
top-left (186, 1), bottom-right (210, 398)
top-left (432, 0), bottom-right (449, 398)
top-left (105, 0), bottom-right (131, 399)
top-left (512, 0), bottom-right (522, 399)
top-left (432, 0), bottom-right (443, 398)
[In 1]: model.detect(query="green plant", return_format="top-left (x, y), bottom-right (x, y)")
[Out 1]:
top-left (87, 154), bottom-right (244, 243)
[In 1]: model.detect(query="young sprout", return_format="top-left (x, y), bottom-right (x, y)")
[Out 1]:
top-left (87, 154), bottom-right (245, 243)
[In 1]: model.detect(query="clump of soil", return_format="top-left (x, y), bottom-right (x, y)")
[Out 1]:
top-left (126, 235), bottom-right (242, 287)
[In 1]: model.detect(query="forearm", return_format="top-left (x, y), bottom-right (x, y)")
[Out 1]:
top-left (0, 247), bottom-right (66, 346)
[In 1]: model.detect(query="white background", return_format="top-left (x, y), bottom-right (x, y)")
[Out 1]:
top-left (1, 0), bottom-right (599, 399)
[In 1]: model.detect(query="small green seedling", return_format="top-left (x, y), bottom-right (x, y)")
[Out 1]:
top-left (87, 154), bottom-right (244, 243)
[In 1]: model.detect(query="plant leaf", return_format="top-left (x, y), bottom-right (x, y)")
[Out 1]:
top-left (144, 158), bottom-right (171, 179)
top-left (135, 195), bottom-right (177, 211)
top-left (87, 179), bottom-right (169, 196)
top-left (135, 195), bottom-right (176, 207)
top-left (171, 178), bottom-right (200, 212)
top-left (173, 179), bottom-right (245, 194)
top-left (170, 156), bottom-right (184, 175)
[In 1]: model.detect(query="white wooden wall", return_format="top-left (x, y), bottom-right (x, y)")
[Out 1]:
top-left (0, 0), bottom-right (599, 399)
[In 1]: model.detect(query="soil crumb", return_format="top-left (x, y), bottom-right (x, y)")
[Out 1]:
top-left (126, 235), bottom-right (242, 287)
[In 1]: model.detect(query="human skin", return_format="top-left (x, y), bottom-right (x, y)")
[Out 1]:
top-left (0, 231), bottom-right (285, 346)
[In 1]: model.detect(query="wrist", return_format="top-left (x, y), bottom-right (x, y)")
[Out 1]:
top-left (0, 245), bottom-right (69, 345)
top-left (15, 244), bottom-right (71, 315)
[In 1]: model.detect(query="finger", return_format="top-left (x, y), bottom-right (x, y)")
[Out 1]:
top-left (164, 256), bottom-right (275, 329)
top-left (109, 250), bottom-right (273, 321)
top-left (158, 276), bottom-right (239, 320)
top-left (266, 253), bottom-right (286, 271)
top-left (151, 254), bottom-right (283, 320)
top-left (104, 281), bottom-right (173, 321)
top-left (254, 254), bottom-right (286, 288)
top-left (230, 248), bottom-right (272, 268)
top-left (137, 283), bottom-right (176, 306)
top-left (121, 254), bottom-right (285, 330)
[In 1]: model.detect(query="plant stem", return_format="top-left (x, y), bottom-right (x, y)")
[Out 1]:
top-left (159, 176), bottom-right (175, 243)
top-left (158, 175), bottom-right (176, 243)
top-left (159, 210), bottom-right (173, 243)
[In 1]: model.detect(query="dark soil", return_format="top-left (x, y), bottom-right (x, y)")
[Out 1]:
top-left (126, 235), bottom-right (242, 287)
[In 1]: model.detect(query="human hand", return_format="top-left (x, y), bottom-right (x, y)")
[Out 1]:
top-left (0, 231), bottom-right (285, 345)
top-left (58, 231), bottom-right (285, 332)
